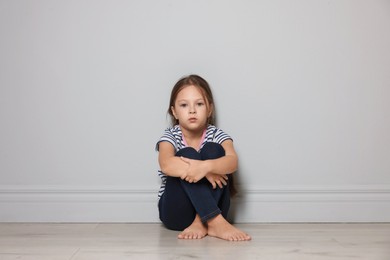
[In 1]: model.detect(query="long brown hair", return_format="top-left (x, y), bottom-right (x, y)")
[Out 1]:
top-left (167, 75), bottom-right (237, 197)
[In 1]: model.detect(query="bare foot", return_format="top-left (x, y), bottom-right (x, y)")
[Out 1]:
top-left (207, 215), bottom-right (251, 241)
top-left (178, 215), bottom-right (208, 239)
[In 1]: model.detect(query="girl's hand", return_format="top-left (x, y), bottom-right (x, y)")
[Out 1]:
top-left (180, 157), bottom-right (208, 183)
top-left (206, 173), bottom-right (229, 189)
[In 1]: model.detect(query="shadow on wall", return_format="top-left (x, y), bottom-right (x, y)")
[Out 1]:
top-left (228, 169), bottom-right (246, 223)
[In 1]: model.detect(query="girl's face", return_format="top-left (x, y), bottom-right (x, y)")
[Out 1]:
top-left (171, 85), bottom-right (212, 132)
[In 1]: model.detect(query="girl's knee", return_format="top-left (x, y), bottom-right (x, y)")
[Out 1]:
top-left (200, 142), bottom-right (225, 160)
top-left (176, 147), bottom-right (201, 160)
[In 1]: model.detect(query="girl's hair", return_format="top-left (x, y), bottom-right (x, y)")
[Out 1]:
top-left (168, 74), bottom-right (216, 126)
top-left (167, 74), bottom-right (238, 197)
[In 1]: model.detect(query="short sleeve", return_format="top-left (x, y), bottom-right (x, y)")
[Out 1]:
top-left (155, 128), bottom-right (177, 151)
top-left (212, 128), bottom-right (233, 144)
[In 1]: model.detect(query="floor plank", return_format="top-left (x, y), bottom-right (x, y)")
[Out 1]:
top-left (0, 223), bottom-right (389, 259)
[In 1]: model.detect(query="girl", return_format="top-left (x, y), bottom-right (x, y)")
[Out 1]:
top-left (156, 75), bottom-right (251, 241)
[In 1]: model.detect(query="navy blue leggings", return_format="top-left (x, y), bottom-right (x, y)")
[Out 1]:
top-left (158, 142), bottom-right (231, 231)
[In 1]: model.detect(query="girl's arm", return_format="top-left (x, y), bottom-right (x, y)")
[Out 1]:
top-left (181, 140), bottom-right (238, 183)
top-left (158, 141), bottom-right (189, 178)
top-left (207, 139), bottom-right (238, 175)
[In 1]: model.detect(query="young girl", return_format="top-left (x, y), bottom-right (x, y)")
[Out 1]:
top-left (156, 75), bottom-right (251, 241)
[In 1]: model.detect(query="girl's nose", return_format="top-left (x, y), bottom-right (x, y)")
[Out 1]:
top-left (189, 105), bottom-right (196, 114)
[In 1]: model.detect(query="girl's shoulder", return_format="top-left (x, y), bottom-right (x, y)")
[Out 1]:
top-left (163, 125), bottom-right (181, 135)
top-left (156, 125), bottom-right (182, 151)
top-left (205, 125), bottom-right (232, 142)
top-left (206, 124), bottom-right (218, 131)
top-left (206, 124), bottom-right (226, 133)
top-left (161, 125), bottom-right (183, 142)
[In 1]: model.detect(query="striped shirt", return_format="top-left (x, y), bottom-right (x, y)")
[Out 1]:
top-left (155, 124), bottom-right (232, 200)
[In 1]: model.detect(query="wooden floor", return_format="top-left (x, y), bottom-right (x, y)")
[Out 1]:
top-left (0, 223), bottom-right (389, 259)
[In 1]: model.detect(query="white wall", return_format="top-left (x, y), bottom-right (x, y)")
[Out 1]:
top-left (1, 0), bottom-right (389, 222)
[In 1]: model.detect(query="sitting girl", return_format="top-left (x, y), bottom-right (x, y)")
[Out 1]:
top-left (156, 75), bottom-right (251, 241)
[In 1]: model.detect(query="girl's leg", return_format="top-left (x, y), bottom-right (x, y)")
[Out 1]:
top-left (176, 143), bottom-right (233, 240)
top-left (179, 143), bottom-right (228, 224)
top-left (199, 142), bottom-right (251, 241)
top-left (174, 147), bottom-right (210, 239)
top-left (166, 143), bottom-right (230, 225)
top-left (199, 142), bottom-right (231, 220)
top-left (158, 147), bottom-right (202, 231)
top-left (159, 144), bottom-right (250, 240)
top-left (158, 176), bottom-right (196, 231)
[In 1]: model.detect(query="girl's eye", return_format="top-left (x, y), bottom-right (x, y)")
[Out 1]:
top-left (197, 102), bottom-right (204, 106)
top-left (180, 104), bottom-right (187, 108)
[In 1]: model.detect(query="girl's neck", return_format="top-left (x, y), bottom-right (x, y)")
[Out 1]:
top-left (180, 126), bottom-right (207, 150)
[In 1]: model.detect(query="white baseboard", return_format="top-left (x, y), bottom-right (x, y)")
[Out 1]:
top-left (231, 185), bottom-right (390, 222)
top-left (1, 185), bottom-right (390, 222)
top-left (0, 186), bottom-right (160, 222)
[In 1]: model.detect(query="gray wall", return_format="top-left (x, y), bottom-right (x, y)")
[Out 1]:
top-left (1, 0), bottom-right (389, 222)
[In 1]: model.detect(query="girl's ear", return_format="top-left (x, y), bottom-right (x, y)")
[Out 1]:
top-left (171, 106), bottom-right (178, 120)
top-left (208, 103), bottom-right (214, 117)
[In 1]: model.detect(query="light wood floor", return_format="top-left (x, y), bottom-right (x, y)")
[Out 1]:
top-left (0, 223), bottom-right (389, 259)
